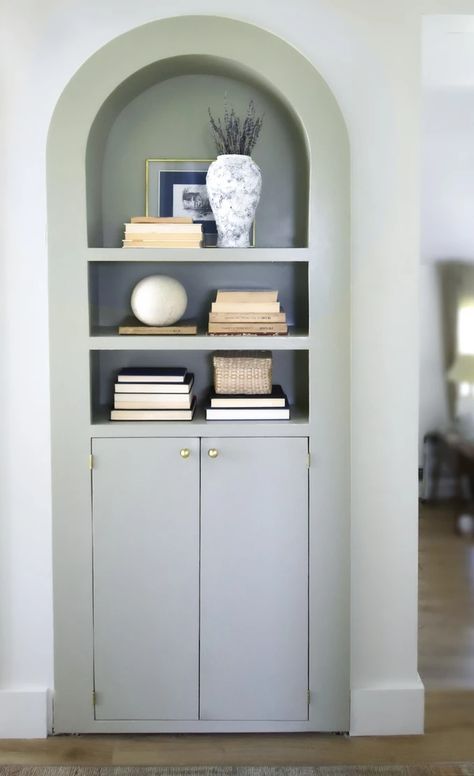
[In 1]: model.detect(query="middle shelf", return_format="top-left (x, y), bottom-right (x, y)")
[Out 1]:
top-left (89, 331), bottom-right (309, 350)
top-left (88, 260), bottom-right (309, 336)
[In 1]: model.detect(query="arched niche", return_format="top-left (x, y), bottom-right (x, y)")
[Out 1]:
top-left (47, 15), bottom-right (351, 733)
top-left (86, 55), bottom-right (310, 248)
top-left (48, 14), bottom-right (349, 260)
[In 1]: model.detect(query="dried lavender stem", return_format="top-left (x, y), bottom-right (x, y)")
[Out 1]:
top-left (208, 100), bottom-right (263, 156)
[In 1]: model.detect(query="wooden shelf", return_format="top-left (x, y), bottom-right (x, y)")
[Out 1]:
top-left (87, 248), bottom-right (311, 263)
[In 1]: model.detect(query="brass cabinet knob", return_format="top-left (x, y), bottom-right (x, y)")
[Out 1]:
top-left (208, 448), bottom-right (219, 459)
top-left (180, 448), bottom-right (191, 459)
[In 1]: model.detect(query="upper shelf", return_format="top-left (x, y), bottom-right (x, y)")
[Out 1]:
top-left (86, 67), bottom-right (309, 248)
top-left (87, 248), bottom-right (311, 262)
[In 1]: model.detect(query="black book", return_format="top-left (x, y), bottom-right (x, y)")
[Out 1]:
top-left (117, 367), bottom-right (187, 383)
top-left (115, 374), bottom-right (194, 394)
top-left (209, 385), bottom-right (287, 408)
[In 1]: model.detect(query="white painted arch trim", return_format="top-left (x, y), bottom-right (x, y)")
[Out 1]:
top-left (350, 676), bottom-right (425, 736)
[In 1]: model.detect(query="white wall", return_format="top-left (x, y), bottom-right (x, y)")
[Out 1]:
top-left (0, 0), bottom-right (433, 737)
top-left (422, 89), bottom-right (474, 263)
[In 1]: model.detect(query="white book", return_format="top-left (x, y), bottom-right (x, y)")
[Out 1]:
top-left (114, 375), bottom-right (194, 394)
top-left (206, 405), bottom-right (290, 420)
top-left (114, 393), bottom-right (192, 409)
top-left (211, 302), bottom-right (280, 313)
top-left (124, 223), bottom-right (202, 233)
top-left (215, 289), bottom-right (278, 302)
top-left (111, 398), bottom-right (196, 421)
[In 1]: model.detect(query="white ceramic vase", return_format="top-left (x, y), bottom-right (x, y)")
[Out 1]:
top-left (206, 154), bottom-right (262, 248)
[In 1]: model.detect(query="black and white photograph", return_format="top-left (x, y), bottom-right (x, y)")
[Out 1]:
top-left (145, 159), bottom-right (217, 243)
top-left (172, 183), bottom-right (214, 220)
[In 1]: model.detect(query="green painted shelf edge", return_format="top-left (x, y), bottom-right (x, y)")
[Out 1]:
top-left (87, 247), bottom-right (311, 262)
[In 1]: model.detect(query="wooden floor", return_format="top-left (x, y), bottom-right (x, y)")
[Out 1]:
top-left (0, 501), bottom-right (473, 767)
top-left (419, 501), bottom-right (474, 689)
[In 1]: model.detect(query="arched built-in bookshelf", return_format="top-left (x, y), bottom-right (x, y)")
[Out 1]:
top-left (48, 15), bottom-right (350, 734)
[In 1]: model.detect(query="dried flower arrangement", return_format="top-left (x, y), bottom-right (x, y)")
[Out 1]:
top-left (208, 99), bottom-right (264, 156)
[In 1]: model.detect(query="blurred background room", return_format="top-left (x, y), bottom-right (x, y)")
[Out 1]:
top-left (419, 15), bottom-right (474, 712)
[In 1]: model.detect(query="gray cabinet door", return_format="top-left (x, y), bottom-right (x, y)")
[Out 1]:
top-left (200, 436), bottom-right (309, 721)
top-left (92, 437), bottom-right (200, 720)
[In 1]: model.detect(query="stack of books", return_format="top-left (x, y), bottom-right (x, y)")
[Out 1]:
top-left (122, 216), bottom-right (203, 248)
top-left (205, 385), bottom-right (290, 420)
top-left (110, 367), bottom-right (196, 420)
top-left (208, 290), bottom-right (288, 335)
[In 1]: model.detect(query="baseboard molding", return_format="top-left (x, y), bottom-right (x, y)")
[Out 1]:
top-left (0, 689), bottom-right (51, 738)
top-left (350, 676), bottom-right (424, 735)
top-left (0, 683), bottom-right (424, 738)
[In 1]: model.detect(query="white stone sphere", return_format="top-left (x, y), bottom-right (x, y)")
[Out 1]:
top-left (131, 275), bottom-right (187, 326)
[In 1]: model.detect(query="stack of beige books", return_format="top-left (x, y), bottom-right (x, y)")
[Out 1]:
top-left (122, 216), bottom-right (203, 248)
top-left (208, 289), bottom-right (288, 335)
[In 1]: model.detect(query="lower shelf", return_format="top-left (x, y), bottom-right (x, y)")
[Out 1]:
top-left (91, 405), bottom-right (310, 436)
top-left (91, 349), bottom-right (309, 426)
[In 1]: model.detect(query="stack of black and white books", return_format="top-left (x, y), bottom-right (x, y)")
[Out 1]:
top-left (110, 367), bottom-right (196, 421)
top-left (205, 385), bottom-right (290, 420)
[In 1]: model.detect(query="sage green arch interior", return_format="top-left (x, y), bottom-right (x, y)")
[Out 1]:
top-left (47, 14), bottom-right (351, 733)
top-left (86, 54), bottom-right (311, 248)
top-left (48, 14), bottom-right (349, 255)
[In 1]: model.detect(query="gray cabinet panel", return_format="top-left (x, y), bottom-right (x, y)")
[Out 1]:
top-left (92, 437), bottom-right (200, 720)
top-left (200, 437), bottom-right (309, 721)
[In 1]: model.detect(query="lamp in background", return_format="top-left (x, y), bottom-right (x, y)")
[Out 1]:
top-left (447, 353), bottom-right (474, 384)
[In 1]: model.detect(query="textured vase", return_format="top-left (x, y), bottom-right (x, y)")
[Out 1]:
top-left (206, 154), bottom-right (262, 248)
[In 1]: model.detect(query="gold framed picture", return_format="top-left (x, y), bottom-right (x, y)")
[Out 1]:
top-left (145, 158), bottom-right (255, 247)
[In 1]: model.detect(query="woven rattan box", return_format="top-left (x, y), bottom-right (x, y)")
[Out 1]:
top-left (213, 351), bottom-right (272, 395)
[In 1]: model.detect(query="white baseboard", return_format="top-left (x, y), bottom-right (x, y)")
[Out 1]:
top-left (350, 676), bottom-right (424, 735)
top-left (0, 689), bottom-right (51, 738)
top-left (0, 683), bottom-right (424, 737)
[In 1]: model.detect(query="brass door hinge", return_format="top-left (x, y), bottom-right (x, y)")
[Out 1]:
top-left (307, 453), bottom-right (311, 469)
top-left (307, 689), bottom-right (311, 704)
top-left (89, 454), bottom-right (94, 471)
top-left (92, 691), bottom-right (97, 706)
